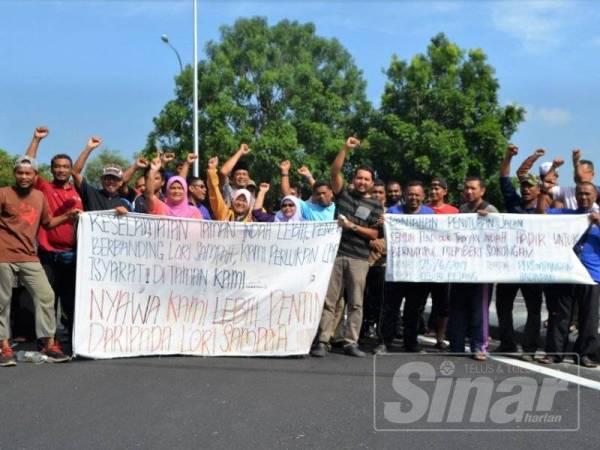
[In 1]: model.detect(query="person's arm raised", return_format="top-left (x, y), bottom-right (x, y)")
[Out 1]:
top-left (143, 155), bottom-right (162, 212)
top-left (255, 183), bottom-right (270, 211)
top-left (219, 143), bottom-right (250, 184)
top-left (500, 144), bottom-right (518, 177)
top-left (516, 148), bottom-right (545, 180)
top-left (331, 137), bottom-right (360, 195)
top-left (25, 126), bottom-right (49, 158)
top-left (72, 136), bottom-right (103, 189)
top-left (207, 156), bottom-right (229, 221)
top-left (280, 160), bottom-right (291, 196)
top-left (178, 153), bottom-right (197, 179)
top-left (122, 157), bottom-right (149, 194)
top-left (298, 165), bottom-right (315, 188)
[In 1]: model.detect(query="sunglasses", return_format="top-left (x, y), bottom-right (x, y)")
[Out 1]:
top-left (281, 203), bottom-right (295, 208)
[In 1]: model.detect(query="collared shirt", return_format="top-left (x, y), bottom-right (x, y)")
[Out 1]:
top-left (500, 176), bottom-right (536, 214)
top-left (548, 207), bottom-right (600, 282)
top-left (34, 177), bottom-right (82, 252)
top-left (335, 186), bottom-right (383, 260)
top-left (77, 178), bottom-right (132, 212)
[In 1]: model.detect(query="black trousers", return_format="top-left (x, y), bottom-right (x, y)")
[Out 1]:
top-left (380, 282), bottom-right (430, 350)
top-left (362, 266), bottom-right (385, 329)
top-left (495, 283), bottom-right (544, 352)
top-left (39, 250), bottom-right (77, 334)
top-left (546, 284), bottom-right (599, 359)
top-left (425, 283), bottom-right (451, 330)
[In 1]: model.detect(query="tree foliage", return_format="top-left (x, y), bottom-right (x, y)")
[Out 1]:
top-left (364, 33), bottom-right (525, 205)
top-left (0, 149), bottom-right (14, 188)
top-left (84, 148), bottom-right (130, 188)
top-left (146, 17), bottom-right (371, 186)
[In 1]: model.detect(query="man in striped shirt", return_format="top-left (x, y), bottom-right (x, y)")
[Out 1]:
top-left (311, 137), bottom-right (383, 358)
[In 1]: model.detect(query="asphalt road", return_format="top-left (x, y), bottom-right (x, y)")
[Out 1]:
top-left (3, 344), bottom-right (600, 450)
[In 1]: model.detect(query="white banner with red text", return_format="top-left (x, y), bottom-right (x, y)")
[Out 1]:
top-left (73, 212), bottom-right (340, 359)
top-left (384, 213), bottom-right (595, 284)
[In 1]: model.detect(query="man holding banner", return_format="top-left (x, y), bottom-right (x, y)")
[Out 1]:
top-left (539, 182), bottom-right (600, 368)
top-left (311, 137), bottom-right (383, 358)
top-left (447, 176), bottom-right (498, 361)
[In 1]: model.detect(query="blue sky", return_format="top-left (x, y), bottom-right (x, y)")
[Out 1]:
top-left (2, 0), bottom-right (599, 178)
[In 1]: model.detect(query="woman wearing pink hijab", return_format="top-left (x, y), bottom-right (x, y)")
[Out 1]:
top-left (144, 155), bottom-right (201, 219)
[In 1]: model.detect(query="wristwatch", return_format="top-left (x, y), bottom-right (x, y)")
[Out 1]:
top-left (351, 224), bottom-right (358, 231)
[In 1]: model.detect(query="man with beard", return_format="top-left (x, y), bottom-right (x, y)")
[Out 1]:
top-left (0, 156), bottom-right (80, 366)
top-left (386, 181), bottom-right (403, 208)
top-left (24, 126), bottom-right (83, 338)
top-left (71, 136), bottom-right (131, 214)
top-left (311, 137), bottom-right (383, 357)
top-left (219, 143), bottom-right (252, 206)
top-left (494, 145), bottom-right (544, 361)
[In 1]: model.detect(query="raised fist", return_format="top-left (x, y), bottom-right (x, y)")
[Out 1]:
top-left (572, 149), bottom-right (582, 163)
top-left (186, 153), bottom-right (198, 164)
top-left (259, 183), bottom-right (270, 193)
top-left (207, 156), bottom-right (219, 170)
top-left (87, 136), bottom-right (103, 149)
top-left (161, 151), bottom-right (176, 163)
top-left (34, 126), bottom-right (49, 140)
top-left (534, 148), bottom-right (545, 157)
top-left (239, 143), bottom-right (250, 155)
top-left (280, 160), bottom-right (291, 174)
top-left (297, 165), bottom-right (312, 178)
top-left (150, 155), bottom-right (162, 171)
top-left (506, 145), bottom-right (518, 157)
top-left (136, 158), bottom-right (149, 169)
top-left (552, 158), bottom-right (565, 169)
top-left (345, 136), bottom-right (361, 149)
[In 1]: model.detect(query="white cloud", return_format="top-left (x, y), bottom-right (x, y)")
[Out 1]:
top-left (490, 1), bottom-right (573, 53)
top-left (526, 106), bottom-right (573, 126)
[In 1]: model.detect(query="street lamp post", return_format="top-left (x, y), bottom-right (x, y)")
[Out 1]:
top-left (192, 0), bottom-right (199, 177)
top-left (160, 34), bottom-right (184, 74)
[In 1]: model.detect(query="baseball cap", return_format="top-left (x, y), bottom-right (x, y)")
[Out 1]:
top-left (14, 155), bottom-right (38, 172)
top-left (539, 162), bottom-right (555, 177)
top-left (520, 173), bottom-right (539, 186)
top-left (102, 164), bottom-right (123, 179)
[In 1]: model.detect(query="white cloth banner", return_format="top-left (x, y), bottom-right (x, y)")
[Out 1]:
top-left (73, 212), bottom-right (341, 359)
top-left (384, 213), bottom-right (594, 284)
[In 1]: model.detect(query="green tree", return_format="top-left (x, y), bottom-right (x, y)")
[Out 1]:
top-left (146, 17), bottom-right (371, 188)
top-left (83, 148), bottom-right (130, 188)
top-left (0, 149), bottom-right (14, 188)
top-left (365, 33), bottom-right (525, 206)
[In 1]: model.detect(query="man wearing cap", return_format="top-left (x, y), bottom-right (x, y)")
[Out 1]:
top-left (24, 126), bottom-right (83, 337)
top-left (71, 136), bottom-right (131, 213)
top-left (0, 155), bottom-right (80, 366)
top-left (547, 150), bottom-right (599, 210)
top-left (494, 145), bottom-right (545, 360)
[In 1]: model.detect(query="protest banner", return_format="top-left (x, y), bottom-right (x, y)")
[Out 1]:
top-left (73, 212), bottom-right (341, 359)
top-left (384, 213), bottom-right (595, 284)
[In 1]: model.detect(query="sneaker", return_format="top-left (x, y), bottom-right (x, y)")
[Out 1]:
top-left (41, 343), bottom-right (71, 363)
top-left (434, 341), bottom-right (449, 351)
top-left (373, 344), bottom-right (388, 355)
top-left (472, 351), bottom-right (487, 361)
top-left (0, 347), bottom-right (17, 367)
top-left (344, 344), bottom-right (366, 358)
top-left (579, 356), bottom-right (598, 369)
top-left (310, 343), bottom-right (329, 358)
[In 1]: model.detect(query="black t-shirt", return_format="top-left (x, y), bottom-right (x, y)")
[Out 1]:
top-left (335, 186), bottom-right (383, 260)
top-left (78, 178), bottom-right (132, 212)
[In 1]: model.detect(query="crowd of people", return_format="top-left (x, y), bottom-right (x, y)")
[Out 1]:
top-left (0, 127), bottom-right (598, 368)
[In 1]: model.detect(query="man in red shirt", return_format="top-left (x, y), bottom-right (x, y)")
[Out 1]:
top-left (425, 177), bottom-right (458, 349)
top-left (25, 127), bottom-right (83, 338)
top-left (0, 155), bottom-right (79, 366)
